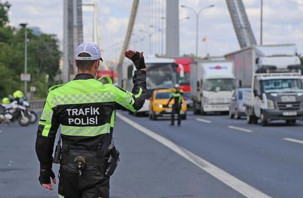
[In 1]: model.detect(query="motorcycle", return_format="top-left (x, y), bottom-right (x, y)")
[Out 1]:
top-left (0, 101), bottom-right (31, 126)
top-left (22, 100), bottom-right (38, 124)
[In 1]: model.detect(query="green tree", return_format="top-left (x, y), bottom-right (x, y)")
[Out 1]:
top-left (0, 1), bottom-right (10, 27)
top-left (0, 1), bottom-right (61, 99)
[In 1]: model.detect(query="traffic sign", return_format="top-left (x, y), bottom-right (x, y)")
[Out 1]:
top-left (21, 73), bottom-right (31, 81)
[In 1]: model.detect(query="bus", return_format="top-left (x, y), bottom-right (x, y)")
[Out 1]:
top-left (122, 56), bottom-right (177, 114)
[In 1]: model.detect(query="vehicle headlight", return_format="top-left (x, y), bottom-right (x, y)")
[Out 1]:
top-left (156, 103), bottom-right (163, 108)
top-left (204, 98), bottom-right (209, 105)
top-left (267, 99), bottom-right (274, 109)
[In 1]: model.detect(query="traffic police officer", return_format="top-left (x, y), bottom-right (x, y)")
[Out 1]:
top-left (167, 84), bottom-right (183, 126)
top-left (35, 42), bottom-right (146, 198)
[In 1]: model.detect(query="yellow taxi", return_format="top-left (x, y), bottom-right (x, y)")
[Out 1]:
top-left (149, 88), bottom-right (187, 120)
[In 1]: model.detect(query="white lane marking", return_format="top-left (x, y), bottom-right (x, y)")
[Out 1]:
top-left (283, 138), bottom-right (303, 145)
top-left (196, 118), bottom-right (212, 124)
top-left (117, 112), bottom-right (272, 198)
top-left (228, 126), bottom-right (253, 133)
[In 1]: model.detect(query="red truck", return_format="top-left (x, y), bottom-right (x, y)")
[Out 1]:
top-left (174, 57), bottom-right (193, 107)
top-left (96, 70), bottom-right (117, 84)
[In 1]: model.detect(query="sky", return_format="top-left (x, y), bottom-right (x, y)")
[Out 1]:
top-left (6, 0), bottom-right (303, 61)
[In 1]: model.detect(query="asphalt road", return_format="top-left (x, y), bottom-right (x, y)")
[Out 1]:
top-left (0, 110), bottom-right (303, 198)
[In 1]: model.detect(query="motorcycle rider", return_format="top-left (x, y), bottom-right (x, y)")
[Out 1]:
top-left (167, 84), bottom-right (183, 126)
top-left (35, 42), bottom-right (146, 198)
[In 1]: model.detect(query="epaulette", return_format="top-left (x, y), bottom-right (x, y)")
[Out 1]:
top-left (98, 76), bottom-right (113, 85)
top-left (48, 84), bottom-right (64, 91)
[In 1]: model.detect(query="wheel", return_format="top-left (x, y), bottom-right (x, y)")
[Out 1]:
top-left (286, 120), bottom-right (296, 125)
top-left (247, 115), bottom-right (253, 124)
top-left (193, 102), bottom-right (200, 115)
top-left (152, 112), bottom-right (157, 120)
top-left (200, 106), bottom-right (206, 115)
top-left (17, 114), bottom-right (30, 126)
top-left (252, 116), bottom-right (258, 124)
top-left (29, 111), bottom-right (38, 124)
top-left (182, 113), bottom-right (187, 120)
top-left (260, 112), bottom-right (268, 126)
top-left (246, 108), bottom-right (253, 124)
top-left (229, 109), bottom-right (234, 119)
top-left (235, 110), bottom-right (241, 119)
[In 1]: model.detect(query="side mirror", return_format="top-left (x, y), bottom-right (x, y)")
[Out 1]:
top-left (238, 80), bottom-right (242, 88)
top-left (255, 58), bottom-right (259, 64)
top-left (253, 89), bottom-right (258, 97)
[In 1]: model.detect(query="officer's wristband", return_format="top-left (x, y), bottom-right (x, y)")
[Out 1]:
top-left (131, 52), bottom-right (146, 70)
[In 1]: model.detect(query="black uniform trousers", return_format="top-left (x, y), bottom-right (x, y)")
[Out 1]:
top-left (171, 104), bottom-right (181, 126)
top-left (58, 164), bottom-right (109, 198)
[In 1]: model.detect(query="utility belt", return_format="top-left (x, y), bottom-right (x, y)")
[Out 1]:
top-left (60, 154), bottom-right (104, 166)
top-left (53, 136), bottom-right (120, 177)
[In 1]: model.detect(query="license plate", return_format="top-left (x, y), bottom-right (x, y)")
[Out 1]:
top-left (165, 110), bottom-right (172, 113)
top-left (282, 111), bottom-right (297, 116)
top-left (281, 96), bottom-right (296, 102)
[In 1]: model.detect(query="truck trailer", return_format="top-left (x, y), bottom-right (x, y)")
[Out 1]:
top-left (226, 44), bottom-right (303, 125)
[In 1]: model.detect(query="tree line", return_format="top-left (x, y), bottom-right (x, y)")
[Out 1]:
top-left (0, 1), bottom-right (61, 99)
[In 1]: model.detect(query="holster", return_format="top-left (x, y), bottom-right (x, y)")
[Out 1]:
top-left (53, 137), bottom-right (62, 164)
top-left (105, 144), bottom-right (120, 177)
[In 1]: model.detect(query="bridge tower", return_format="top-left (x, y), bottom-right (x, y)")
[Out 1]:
top-left (226, 0), bottom-right (257, 48)
top-left (63, 0), bottom-right (84, 82)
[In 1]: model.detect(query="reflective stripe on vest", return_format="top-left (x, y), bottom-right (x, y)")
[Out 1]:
top-left (61, 123), bottom-right (110, 136)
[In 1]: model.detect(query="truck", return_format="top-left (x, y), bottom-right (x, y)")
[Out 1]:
top-left (175, 57), bottom-right (193, 107)
top-left (190, 58), bottom-right (236, 114)
top-left (96, 70), bottom-right (117, 84)
top-left (121, 55), bottom-right (177, 115)
top-left (225, 44), bottom-right (303, 125)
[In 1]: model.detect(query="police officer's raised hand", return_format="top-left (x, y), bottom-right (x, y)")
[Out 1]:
top-left (124, 50), bottom-right (146, 70)
top-left (39, 169), bottom-right (56, 191)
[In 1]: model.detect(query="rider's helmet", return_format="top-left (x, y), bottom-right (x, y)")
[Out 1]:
top-left (174, 84), bottom-right (180, 89)
top-left (2, 97), bottom-right (10, 104)
top-left (13, 90), bottom-right (24, 99)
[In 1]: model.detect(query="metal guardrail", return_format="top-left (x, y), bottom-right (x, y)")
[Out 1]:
top-left (29, 99), bottom-right (45, 110)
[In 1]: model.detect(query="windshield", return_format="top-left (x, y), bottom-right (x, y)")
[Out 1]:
top-left (146, 63), bottom-right (176, 89)
top-left (183, 92), bottom-right (190, 100)
top-left (238, 91), bottom-right (243, 100)
top-left (262, 79), bottom-right (303, 93)
top-left (156, 92), bottom-right (172, 99)
top-left (203, 79), bottom-right (236, 92)
top-left (177, 72), bottom-right (190, 85)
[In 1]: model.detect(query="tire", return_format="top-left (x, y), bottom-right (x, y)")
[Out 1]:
top-left (229, 109), bottom-right (234, 119)
top-left (200, 106), bottom-right (206, 115)
top-left (17, 114), bottom-right (30, 126)
top-left (286, 120), bottom-right (296, 125)
top-left (260, 112), bottom-right (268, 126)
top-left (252, 116), bottom-right (258, 124)
top-left (235, 111), bottom-right (241, 119)
top-left (152, 112), bottom-right (157, 120)
top-left (182, 113), bottom-right (187, 120)
top-left (193, 102), bottom-right (200, 115)
top-left (29, 111), bottom-right (38, 124)
top-left (247, 115), bottom-right (253, 124)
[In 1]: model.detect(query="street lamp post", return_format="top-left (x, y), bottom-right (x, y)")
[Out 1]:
top-left (149, 25), bottom-right (163, 55)
top-left (139, 29), bottom-right (153, 54)
top-left (20, 23), bottom-right (28, 97)
top-left (181, 4), bottom-right (214, 57)
top-left (260, 0), bottom-right (263, 45)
